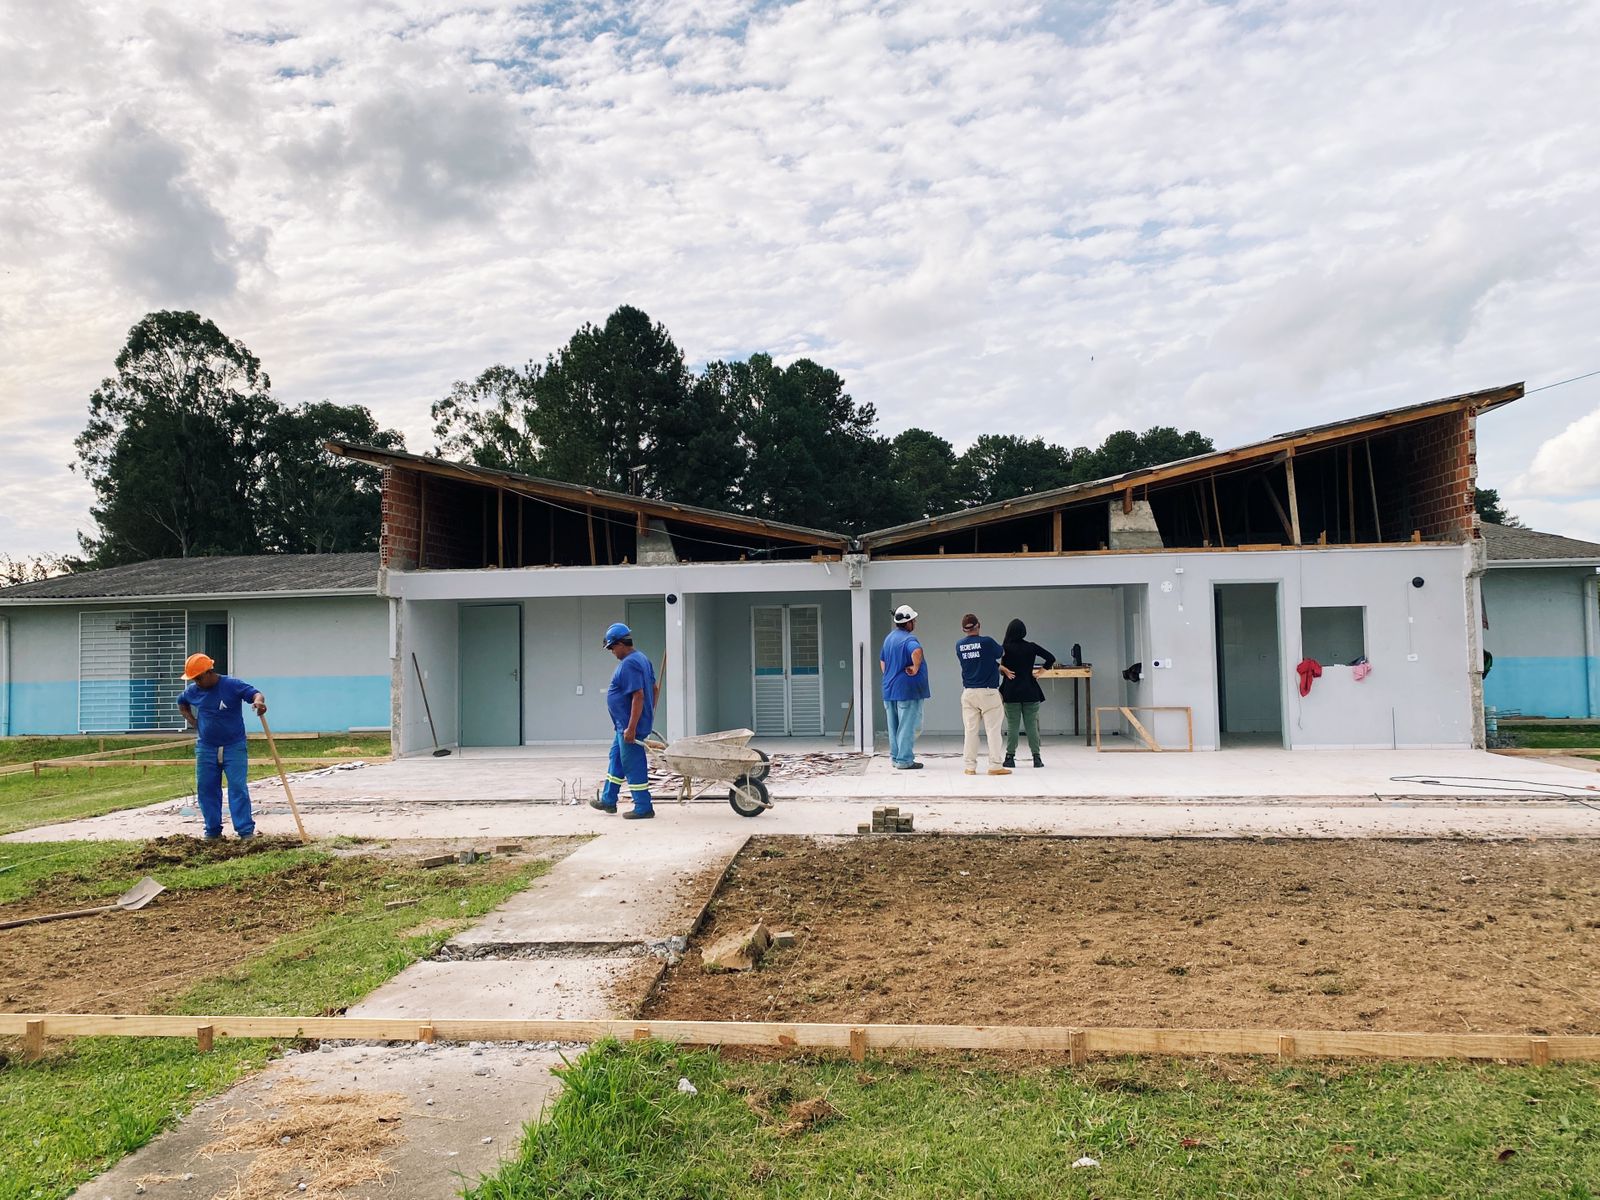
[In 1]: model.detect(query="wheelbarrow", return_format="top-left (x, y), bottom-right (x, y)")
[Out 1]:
top-left (645, 728), bottom-right (774, 818)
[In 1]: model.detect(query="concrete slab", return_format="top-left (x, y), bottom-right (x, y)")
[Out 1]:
top-left (14, 791), bottom-right (1599, 844)
top-left (347, 957), bottom-right (662, 1021)
top-left (449, 829), bottom-right (747, 949)
top-left (70, 1044), bottom-right (561, 1200)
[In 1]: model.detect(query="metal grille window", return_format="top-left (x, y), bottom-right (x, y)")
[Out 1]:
top-left (79, 610), bottom-right (188, 732)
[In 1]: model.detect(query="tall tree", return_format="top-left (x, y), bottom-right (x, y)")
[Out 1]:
top-left (958, 435), bottom-right (1074, 507)
top-left (654, 360), bottom-right (752, 511)
top-left (532, 306), bottom-right (691, 494)
top-left (740, 355), bottom-right (887, 532)
top-left (258, 402), bottom-right (406, 553)
top-left (75, 311), bottom-right (274, 565)
top-left (886, 428), bottom-right (966, 521)
top-left (431, 364), bottom-right (541, 474)
top-left (1475, 487), bottom-right (1521, 527)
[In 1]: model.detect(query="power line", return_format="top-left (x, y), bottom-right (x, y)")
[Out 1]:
top-left (1525, 367), bottom-right (1600, 396)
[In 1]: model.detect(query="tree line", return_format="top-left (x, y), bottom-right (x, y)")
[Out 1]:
top-left (431, 304), bottom-right (1215, 532)
top-left (49, 305), bottom-right (1518, 573)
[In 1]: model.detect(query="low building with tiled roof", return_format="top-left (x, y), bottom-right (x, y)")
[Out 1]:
top-left (1481, 524), bottom-right (1600, 719)
top-left (0, 554), bottom-right (387, 736)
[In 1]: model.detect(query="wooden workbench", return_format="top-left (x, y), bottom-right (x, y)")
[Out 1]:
top-left (1035, 665), bottom-right (1093, 745)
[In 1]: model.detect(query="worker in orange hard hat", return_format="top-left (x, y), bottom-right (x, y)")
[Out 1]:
top-left (177, 653), bottom-right (267, 840)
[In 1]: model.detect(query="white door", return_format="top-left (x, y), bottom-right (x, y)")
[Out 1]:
top-left (751, 605), bottom-right (825, 736)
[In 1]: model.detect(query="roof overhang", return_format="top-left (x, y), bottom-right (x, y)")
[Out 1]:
top-left (1485, 559), bottom-right (1600, 570)
top-left (860, 382), bottom-right (1524, 551)
top-left (329, 441), bottom-right (852, 551)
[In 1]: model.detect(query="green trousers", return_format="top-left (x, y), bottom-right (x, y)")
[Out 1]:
top-left (1004, 701), bottom-right (1041, 757)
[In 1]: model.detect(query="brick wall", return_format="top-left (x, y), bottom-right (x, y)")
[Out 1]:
top-left (422, 476), bottom-right (488, 568)
top-left (380, 468), bottom-right (490, 569)
top-left (380, 467), bottom-right (419, 568)
top-left (1396, 410), bottom-right (1478, 541)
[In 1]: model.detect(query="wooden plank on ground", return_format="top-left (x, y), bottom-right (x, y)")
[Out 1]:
top-left (2, 1013), bottom-right (1595, 1062)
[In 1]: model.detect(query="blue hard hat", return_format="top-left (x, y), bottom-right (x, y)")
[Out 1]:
top-left (603, 622), bottom-right (632, 648)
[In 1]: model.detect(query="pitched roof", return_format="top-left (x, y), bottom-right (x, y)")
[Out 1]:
top-left (860, 382), bottom-right (1523, 549)
top-left (0, 553), bottom-right (380, 603)
top-left (1482, 522), bottom-right (1600, 564)
top-left (326, 441), bottom-right (852, 549)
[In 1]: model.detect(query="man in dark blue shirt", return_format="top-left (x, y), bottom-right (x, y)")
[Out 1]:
top-left (955, 614), bottom-right (1013, 775)
top-left (590, 622), bottom-right (659, 820)
top-left (177, 653), bottom-right (266, 839)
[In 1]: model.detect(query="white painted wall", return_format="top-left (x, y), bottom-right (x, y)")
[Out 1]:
top-left (399, 600), bottom-right (459, 752)
top-left (869, 543), bottom-right (1474, 749)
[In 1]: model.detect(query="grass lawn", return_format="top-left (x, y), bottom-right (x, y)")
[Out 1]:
top-left (0, 837), bottom-right (547, 1200)
top-left (1499, 724), bottom-right (1600, 752)
top-left (0, 733), bottom-right (391, 836)
top-left (469, 1041), bottom-right (1600, 1200)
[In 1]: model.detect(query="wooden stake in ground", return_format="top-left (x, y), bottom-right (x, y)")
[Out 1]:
top-left (258, 712), bottom-right (310, 844)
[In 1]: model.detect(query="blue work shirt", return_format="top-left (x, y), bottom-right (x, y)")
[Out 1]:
top-left (606, 650), bottom-right (656, 735)
top-left (881, 628), bottom-right (930, 701)
top-left (956, 634), bottom-right (1004, 689)
top-left (178, 675), bottom-right (260, 748)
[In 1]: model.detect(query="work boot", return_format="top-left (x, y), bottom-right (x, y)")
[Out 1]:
top-left (1003, 755), bottom-right (1015, 769)
top-left (964, 768), bottom-right (976, 775)
top-left (987, 767), bottom-right (1012, 776)
top-left (589, 797), bottom-right (618, 814)
top-left (1033, 755), bottom-right (1045, 768)
top-left (622, 808), bottom-right (655, 820)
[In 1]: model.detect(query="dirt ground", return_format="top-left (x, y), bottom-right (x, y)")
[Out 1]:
top-left (644, 836), bottom-right (1600, 1035)
top-left (0, 837), bottom-right (555, 1016)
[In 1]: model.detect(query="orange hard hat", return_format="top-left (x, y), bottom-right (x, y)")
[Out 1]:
top-left (183, 653), bottom-right (215, 680)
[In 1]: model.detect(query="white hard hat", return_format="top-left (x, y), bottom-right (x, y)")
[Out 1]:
top-left (893, 604), bottom-right (918, 624)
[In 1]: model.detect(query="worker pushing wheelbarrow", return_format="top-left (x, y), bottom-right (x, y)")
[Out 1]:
top-left (644, 728), bottom-right (774, 818)
top-left (590, 622), bottom-right (773, 819)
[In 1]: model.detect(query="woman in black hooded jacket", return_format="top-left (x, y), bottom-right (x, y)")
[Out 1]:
top-left (998, 618), bottom-right (1056, 768)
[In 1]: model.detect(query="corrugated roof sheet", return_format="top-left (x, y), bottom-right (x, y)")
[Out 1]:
top-left (0, 553), bottom-right (380, 602)
top-left (1482, 523), bottom-right (1600, 563)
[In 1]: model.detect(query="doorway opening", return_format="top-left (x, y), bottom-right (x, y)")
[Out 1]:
top-left (1213, 583), bottom-right (1284, 748)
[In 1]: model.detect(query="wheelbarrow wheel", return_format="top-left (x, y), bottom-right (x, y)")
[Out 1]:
top-left (728, 777), bottom-right (771, 818)
top-left (746, 748), bottom-right (771, 783)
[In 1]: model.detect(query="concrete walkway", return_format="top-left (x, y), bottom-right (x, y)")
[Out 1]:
top-left (69, 827), bottom-right (749, 1199)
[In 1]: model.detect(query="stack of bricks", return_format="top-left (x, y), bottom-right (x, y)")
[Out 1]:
top-left (860, 806), bottom-right (914, 834)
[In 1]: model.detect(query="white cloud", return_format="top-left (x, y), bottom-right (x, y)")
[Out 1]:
top-left (2, 0), bottom-right (1600, 554)
top-left (1516, 405), bottom-right (1600, 498)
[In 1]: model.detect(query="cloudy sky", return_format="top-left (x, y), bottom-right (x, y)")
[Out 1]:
top-left (3, 0), bottom-right (1599, 557)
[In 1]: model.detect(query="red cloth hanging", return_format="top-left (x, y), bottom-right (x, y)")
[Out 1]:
top-left (1296, 658), bottom-right (1322, 696)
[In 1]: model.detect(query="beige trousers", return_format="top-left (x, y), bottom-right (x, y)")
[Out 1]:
top-left (961, 688), bottom-right (1007, 770)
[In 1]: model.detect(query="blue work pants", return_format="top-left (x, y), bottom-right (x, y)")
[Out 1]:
top-left (196, 740), bottom-right (255, 838)
top-left (601, 731), bottom-right (654, 813)
top-left (883, 699), bottom-right (925, 767)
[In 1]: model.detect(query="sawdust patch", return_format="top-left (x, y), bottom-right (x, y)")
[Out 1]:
top-left (645, 836), bottom-right (1600, 1035)
top-left (200, 1082), bottom-right (407, 1199)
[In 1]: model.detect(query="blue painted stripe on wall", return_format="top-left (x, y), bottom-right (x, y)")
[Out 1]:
top-left (3, 676), bottom-right (390, 735)
top-left (1484, 656), bottom-right (1597, 719)
top-left (5, 681), bottom-right (79, 735)
top-left (247, 675), bottom-right (391, 732)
